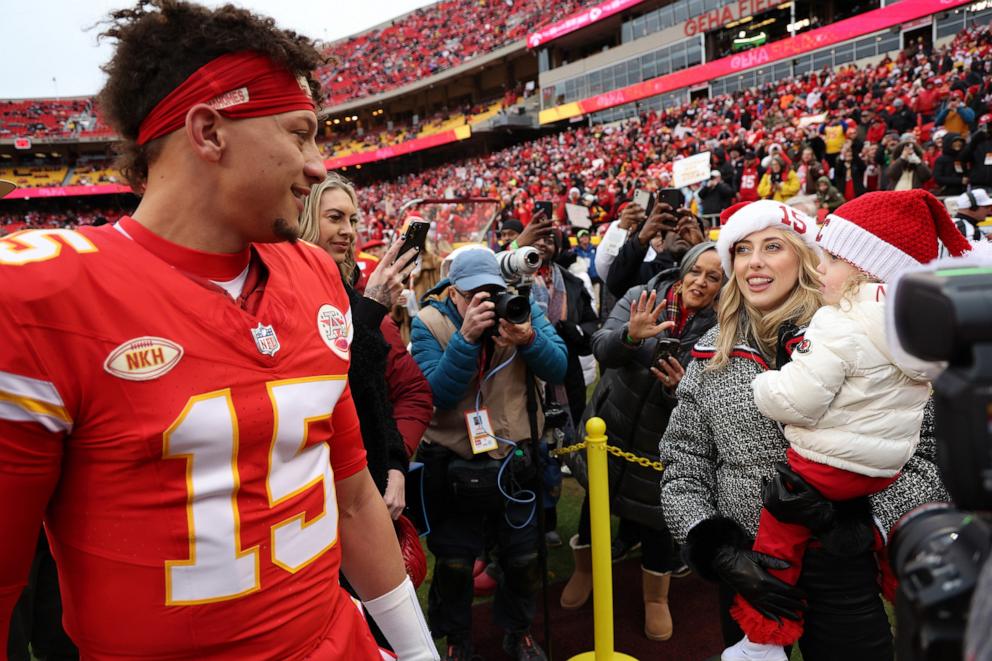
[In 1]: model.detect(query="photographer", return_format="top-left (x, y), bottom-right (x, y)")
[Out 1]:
top-left (757, 158), bottom-right (800, 202)
top-left (885, 141), bottom-right (932, 191)
top-left (699, 170), bottom-right (735, 217)
top-left (605, 202), bottom-right (706, 298)
top-left (411, 249), bottom-right (566, 661)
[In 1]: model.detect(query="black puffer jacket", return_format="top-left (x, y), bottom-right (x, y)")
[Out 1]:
top-left (578, 269), bottom-right (717, 529)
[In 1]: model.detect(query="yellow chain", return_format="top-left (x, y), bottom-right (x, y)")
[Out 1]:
top-left (550, 441), bottom-right (664, 472)
top-left (549, 441), bottom-right (587, 457)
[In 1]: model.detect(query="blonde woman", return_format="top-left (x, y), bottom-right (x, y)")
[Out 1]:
top-left (660, 200), bottom-right (946, 660)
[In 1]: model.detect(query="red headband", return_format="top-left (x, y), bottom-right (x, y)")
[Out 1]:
top-left (137, 51), bottom-right (316, 145)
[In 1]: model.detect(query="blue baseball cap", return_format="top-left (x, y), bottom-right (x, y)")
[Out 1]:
top-left (448, 249), bottom-right (505, 292)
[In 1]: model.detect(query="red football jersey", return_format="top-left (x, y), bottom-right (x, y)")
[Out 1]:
top-left (0, 221), bottom-right (381, 660)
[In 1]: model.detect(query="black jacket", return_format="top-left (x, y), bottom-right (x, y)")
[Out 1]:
top-left (698, 181), bottom-right (735, 216)
top-left (550, 266), bottom-right (599, 425)
top-left (346, 288), bottom-right (408, 494)
top-left (605, 235), bottom-right (677, 298)
top-left (580, 270), bottom-right (717, 529)
top-left (832, 155), bottom-right (867, 198)
top-left (933, 132), bottom-right (969, 196)
top-left (965, 130), bottom-right (992, 189)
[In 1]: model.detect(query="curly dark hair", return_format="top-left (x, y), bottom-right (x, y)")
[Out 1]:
top-left (96, 0), bottom-right (325, 190)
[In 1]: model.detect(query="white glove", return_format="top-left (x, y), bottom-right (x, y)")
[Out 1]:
top-left (363, 577), bottom-right (439, 661)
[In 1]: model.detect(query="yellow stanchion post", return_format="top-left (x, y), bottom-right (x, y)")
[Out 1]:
top-left (568, 417), bottom-right (639, 661)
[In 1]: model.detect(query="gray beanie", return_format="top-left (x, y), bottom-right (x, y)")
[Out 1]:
top-left (678, 241), bottom-right (718, 280)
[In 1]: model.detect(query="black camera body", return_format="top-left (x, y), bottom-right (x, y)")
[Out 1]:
top-left (889, 267), bottom-right (992, 661)
top-left (493, 290), bottom-right (530, 325)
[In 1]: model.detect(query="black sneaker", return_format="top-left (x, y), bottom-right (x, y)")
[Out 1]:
top-left (545, 530), bottom-right (563, 548)
top-left (502, 631), bottom-right (547, 661)
top-left (444, 638), bottom-right (480, 661)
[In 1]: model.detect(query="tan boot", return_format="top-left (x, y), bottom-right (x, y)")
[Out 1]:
top-left (560, 535), bottom-right (593, 609)
top-left (642, 567), bottom-right (673, 641)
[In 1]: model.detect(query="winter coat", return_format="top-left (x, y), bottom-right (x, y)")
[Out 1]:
top-left (554, 266), bottom-right (599, 425)
top-left (757, 169), bottom-right (800, 201)
top-left (659, 324), bottom-right (946, 543)
top-left (884, 142), bottom-right (932, 190)
top-left (832, 156), bottom-right (867, 199)
top-left (933, 132), bottom-right (969, 196)
top-left (814, 176), bottom-right (845, 211)
top-left (347, 289), bottom-right (408, 493)
top-left (965, 130), bottom-right (992, 188)
top-left (605, 236), bottom-right (677, 298)
top-left (579, 270), bottom-right (717, 528)
top-left (410, 295), bottom-right (567, 459)
top-left (381, 316), bottom-right (433, 458)
top-left (752, 284), bottom-right (930, 478)
top-left (698, 180), bottom-right (735, 215)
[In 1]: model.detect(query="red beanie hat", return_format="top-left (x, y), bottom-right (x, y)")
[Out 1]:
top-left (816, 190), bottom-right (972, 281)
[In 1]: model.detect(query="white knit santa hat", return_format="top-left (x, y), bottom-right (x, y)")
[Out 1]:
top-left (816, 190), bottom-right (973, 282)
top-left (715, 200), bottom-right (819, 276)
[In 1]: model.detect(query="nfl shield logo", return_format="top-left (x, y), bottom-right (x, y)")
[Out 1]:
top-left (250, 323), bottom-right (280, 356)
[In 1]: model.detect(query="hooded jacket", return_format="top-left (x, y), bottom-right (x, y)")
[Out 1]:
top-left (965, 128), bottom-right (992, 188)
top-left (752, 284), bottom-right (930, 478)
top-left (660, 324), bottom-right (946, 543)
top-left (933, 132), bottom-right (969, 195)
top-left (814, 176), bottom-right (845, 211)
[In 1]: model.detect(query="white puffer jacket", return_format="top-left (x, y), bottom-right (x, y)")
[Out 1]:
top-left (752, 283), bottom-right (930, 478)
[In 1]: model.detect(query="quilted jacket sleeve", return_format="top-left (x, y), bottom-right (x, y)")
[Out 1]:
top-left (751, 309), bottom-right (855, 427)
top-left (410, 312), bottom-right (481, 410)
top-left (519, 302), bottom-right (568, 384)
top-left (659, 358), bottom-right (719, 543)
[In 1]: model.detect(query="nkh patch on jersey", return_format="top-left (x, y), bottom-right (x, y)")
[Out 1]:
top-left (250, 323), bottom-right (280, 356)
top-left (104, 337), bottom-right (183, 381)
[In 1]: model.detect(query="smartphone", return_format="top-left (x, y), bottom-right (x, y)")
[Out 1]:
top-left (657, 188), bottom-right (682, 210)
top-left (651, 337), bottom-right (681, 368)
top-left (396, 220), bottom-right (430, 262)
top-left (535, 200), bottom-right (554, 219)
top-left (632, 188), bottom-right (655, 216)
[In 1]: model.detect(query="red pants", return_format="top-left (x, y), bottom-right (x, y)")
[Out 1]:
top-left (731, 448), bottom-right (897, 645)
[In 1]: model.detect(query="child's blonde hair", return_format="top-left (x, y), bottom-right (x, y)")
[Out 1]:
top-left (833, 254), bottom-right (882, 312)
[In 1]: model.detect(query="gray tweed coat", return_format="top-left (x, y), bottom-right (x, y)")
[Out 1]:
top-left (659, 324), bottom-right (946, 544)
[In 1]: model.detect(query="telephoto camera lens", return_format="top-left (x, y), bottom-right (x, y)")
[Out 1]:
top-left (493, 291), bottom-right (530, 325)
top-left (498, 246), bottom-right (541, 283)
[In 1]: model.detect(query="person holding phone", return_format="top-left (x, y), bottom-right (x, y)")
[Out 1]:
top-left (606, 201), bottom-right (707, 298)
top-left (298, 174), bottom-right (435, 648)
top-left (561, 242), bottom-right (723, 642)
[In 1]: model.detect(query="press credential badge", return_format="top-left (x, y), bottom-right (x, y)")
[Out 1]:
top-left (465, 409), bottom-right (498, 454)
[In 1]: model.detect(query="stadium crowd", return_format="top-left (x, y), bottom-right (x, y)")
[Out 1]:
top-left (317, 0), bottom-right (584, 105)
top-left (356, 24), bottom-right (992, 233)
top-left (4, 2), bottom-right (992, 661)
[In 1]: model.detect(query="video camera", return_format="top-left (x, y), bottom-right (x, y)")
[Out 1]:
top-left (888, 266), bottom-right (992, 661)
top-left (493, 247), bottom-right (541, 325)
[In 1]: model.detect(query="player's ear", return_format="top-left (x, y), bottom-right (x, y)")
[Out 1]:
top-left (185, 104), bottom-right (225, 163)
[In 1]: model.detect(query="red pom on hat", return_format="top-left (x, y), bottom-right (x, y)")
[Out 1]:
top-left (816, 190), bottom-right (973, 282)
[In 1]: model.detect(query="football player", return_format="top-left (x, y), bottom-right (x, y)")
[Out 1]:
top-left (0, 2), bottom-right (437, 659)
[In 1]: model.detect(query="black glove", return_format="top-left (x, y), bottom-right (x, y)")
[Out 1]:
top-left (554, 321), bottom-right (583, 346)
top-left (711, 545), bottom-right (806, 623)
top-left (762, 462), bottom-right (876, 557)
top-left (683, 517), bottom-right (805, 623)
top-left (762, 462), bottom-right (835, 533)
